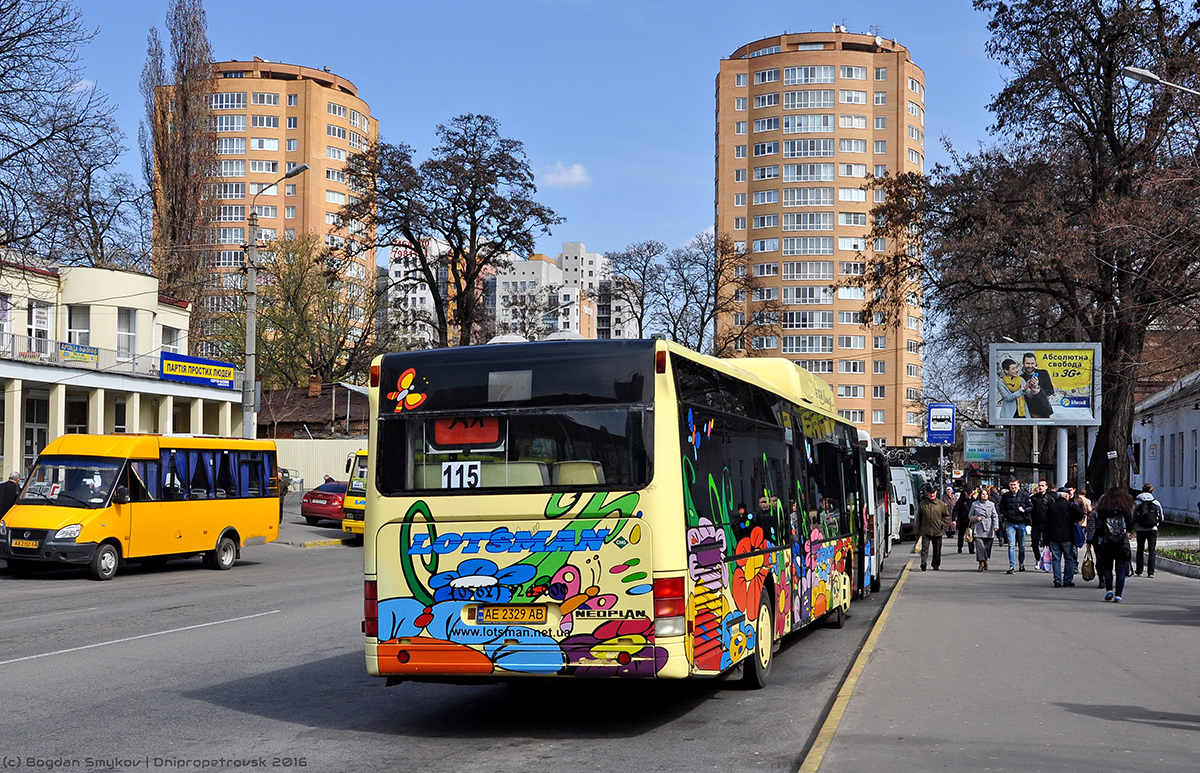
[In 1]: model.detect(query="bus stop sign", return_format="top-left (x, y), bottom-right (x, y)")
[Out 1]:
top-left (927, 403), bottom-right (956, 445)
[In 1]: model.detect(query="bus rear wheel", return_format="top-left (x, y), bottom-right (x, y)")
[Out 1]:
top-left (89, 543), bottom-right (120, 581)
top-left (205, 535), bottom-right (237, 570)
top-left (743, 589), bottom-right (774, 689)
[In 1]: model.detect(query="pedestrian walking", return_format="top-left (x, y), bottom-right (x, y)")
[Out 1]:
top-left (0, 471), bottom-right (20, 517)
top-left (953, 487), bottom-right (976, 553)
top-left (1029, 479), bottom-right (1050, 563)
top-left (1090, 488), bottom-right (1135, 603)
top-left (1133, 483), bottom-right (1164, 578)
top-left (998, 477), bottom-right (1031, 573)
top-left (1043, 485), bottom-right (1086, 588)
top-left (969, 488), bottom-right (999, 571)
top-left (917, 486), bottom-right (949, 571)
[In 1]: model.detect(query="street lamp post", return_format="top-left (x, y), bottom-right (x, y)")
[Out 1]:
top-left (1121, 66), bottom-right (1200, 97)
top-left (242, 163), bottom-right (309, 439)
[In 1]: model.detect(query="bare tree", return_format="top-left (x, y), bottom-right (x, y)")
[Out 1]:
top-left (140, 0), bottom-right (215, 349)
top-left (657, 231), bottom-right (781, 357)
top-left (861, 0), bottom-right (1200, 493)
top-left (343, 115), bottom-right (562, 347)
top-left (0, 0), bottom-right (123, 259)
top-left (600, 240), bottom-right (666, 338)
top-left (207, 233), bottom-right (395, 388)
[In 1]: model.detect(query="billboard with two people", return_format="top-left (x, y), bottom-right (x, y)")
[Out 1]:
top-left (987, 343), bottom-right (1101, 426)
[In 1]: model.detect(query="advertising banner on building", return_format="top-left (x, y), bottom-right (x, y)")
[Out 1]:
top-left (58, 342), bottom-right (99, 364)
top-left (987, 343), bottom-right (1101, 426)
top-left (964, 428), bottom-right (1009, 462)
top-left (160, 352), bottom-right (237, 390)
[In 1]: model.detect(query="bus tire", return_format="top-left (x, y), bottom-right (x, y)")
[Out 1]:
top-left (305, 517), bottom-right (321, 526)
top-left (206, 535), bottom-right (237, 571)
top-left (89, 542), bottom-right (120, 581)
top-left (742, 589), bottom-right (774, 689)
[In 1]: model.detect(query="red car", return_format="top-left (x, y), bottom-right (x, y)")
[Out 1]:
top-left (301, 481), bottom-right (348, 525)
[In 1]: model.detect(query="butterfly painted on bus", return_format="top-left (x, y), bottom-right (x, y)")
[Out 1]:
top-left (532, 560), bottom-right (618, 634)
top-left (388, 368), bottom-right (428, 412)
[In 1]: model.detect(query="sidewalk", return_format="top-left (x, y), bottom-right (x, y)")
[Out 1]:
top-left (815, 543), bottom-right (1200, 772)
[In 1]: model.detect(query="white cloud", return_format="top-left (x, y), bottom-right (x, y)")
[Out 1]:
top-left (70, 78), bottom-right (95, 93)
top-left (543, 161), bottom-right (592, 188)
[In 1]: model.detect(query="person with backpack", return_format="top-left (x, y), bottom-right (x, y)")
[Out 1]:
top-left (1089, 487), bottom-right (1135, 603)
top-left (1133, 483), bottom-right (1164, 578)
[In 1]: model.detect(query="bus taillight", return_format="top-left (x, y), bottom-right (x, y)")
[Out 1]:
top-left (363, 580), bottom-right (378, 637)
top-left (653, 576), bottom-right (686, 637)
top-left (369, 364), bottom-right (380, 388)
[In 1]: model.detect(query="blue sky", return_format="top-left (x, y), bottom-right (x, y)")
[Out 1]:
top-left (77, 0), bottom-right (1004, 261)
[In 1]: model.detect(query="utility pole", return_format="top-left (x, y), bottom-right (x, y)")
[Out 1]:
top-left (242, 164), bottom-right (309, 438)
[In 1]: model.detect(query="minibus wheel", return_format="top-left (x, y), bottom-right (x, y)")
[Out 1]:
top-left (89, 543), bottom-right (120, 581)
top-left (206, 535), bottom-right (237, 570)
top-left (743, 589), bottom-right (773, 689)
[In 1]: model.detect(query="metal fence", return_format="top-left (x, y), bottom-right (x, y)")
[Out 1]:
top-left (0, 331), bottom-right (245, 389)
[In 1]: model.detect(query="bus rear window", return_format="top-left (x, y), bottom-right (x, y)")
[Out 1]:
top-left (377, 408), bottom-right (652, 494)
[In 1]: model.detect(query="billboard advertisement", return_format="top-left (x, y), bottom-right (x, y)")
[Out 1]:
top-left (987, 343), bottom-right (1101, 426)
top-left (160, 352), bottom-right (237, 390)
top-left (963, 428), bottom-right (1009, 462)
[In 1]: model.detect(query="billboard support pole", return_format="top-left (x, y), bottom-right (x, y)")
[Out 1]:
top-left (1031, 425), bottom-right (1039, 488)
top-left (1057, 427), bottom-right (1070, 487)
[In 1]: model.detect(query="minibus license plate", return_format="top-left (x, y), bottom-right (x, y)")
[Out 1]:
top-left (12, 539), bottom-right (38, 549)
top-left (479, 605), bottom-right (546, 624)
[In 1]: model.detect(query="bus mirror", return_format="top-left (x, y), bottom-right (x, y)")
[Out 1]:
top-left (346, 457), bottom-right (353, 474)
top-left (113, 486), bottom-right (130, 505)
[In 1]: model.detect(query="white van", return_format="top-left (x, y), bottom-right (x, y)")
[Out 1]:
top-left (889, 466), bottom-right (917, 542)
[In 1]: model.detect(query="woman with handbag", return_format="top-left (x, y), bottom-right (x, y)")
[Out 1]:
top-left (953, 488), bottom-right (976, 553)
top-left (1090, 488), bottom-right (1135, 603)
top-left (969, 487), bottom-right (999, 571)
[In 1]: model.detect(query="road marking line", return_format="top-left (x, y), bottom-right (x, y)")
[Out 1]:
top-left (797, 559), bottom-right (913, 773)
top-left (0, 610), bottom-right (280, 666)
top-left (7, 606), bottom-right (100, 623)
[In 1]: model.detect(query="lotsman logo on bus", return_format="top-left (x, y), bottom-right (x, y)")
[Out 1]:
top-left (408, 527), bottom-right (612, 555)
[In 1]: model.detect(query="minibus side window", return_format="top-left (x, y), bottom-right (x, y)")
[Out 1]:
top-left (214, 451), bottom-right (237, 498)
top-left (188, 451), bottom-right (214, 498)
top-left (240, 454), bottom-right (264, 497)
top-left (130, 460), bottom-right (160, 501)
top-left (163, 451), bottom-right (188, 500)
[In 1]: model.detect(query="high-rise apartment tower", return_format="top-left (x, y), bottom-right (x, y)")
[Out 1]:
top-left (716, 30), bottom-right (926, 446)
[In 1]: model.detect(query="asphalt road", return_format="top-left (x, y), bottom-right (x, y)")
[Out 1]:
top-left (0, 503), bottom-right (904, 773)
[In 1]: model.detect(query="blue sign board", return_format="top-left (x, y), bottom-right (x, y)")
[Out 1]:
top-left (926, 403), bottom-right (956, 445)
top-left (160, 352), bottom-right (237, 390)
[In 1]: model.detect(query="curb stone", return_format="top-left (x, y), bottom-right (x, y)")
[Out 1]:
top-left (1154, 555), bottom-right (1200, 579)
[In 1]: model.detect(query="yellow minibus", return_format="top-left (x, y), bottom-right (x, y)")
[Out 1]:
top-left (0, 434), bottom-right (280, 580)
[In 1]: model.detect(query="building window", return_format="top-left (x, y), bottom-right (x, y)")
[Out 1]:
top-left (874, 91), bottom-right (887, 105)
top-left (751, 214), bottom-right (777, 229)
top-left (874, 360), bottom-right (886, 374)
top-left (66, 305), bottom-right (89, 346)
top-left (733, 193), bottom-right (746, 206)
top-left (875, 116), bottom-right (887, 130)
top-left (783, 114), bottom-right (835, 133)
top-left (735, 97), bottom-right (747, 111)
top-left (249, 138), bottom-right (278, 151)
top-left (754, 93), bottom-right (780, 109)
top-left (784, 90), bottom-right (835, 109)
top-left (839, 188), bottom-right (867, 202)
top-left (795, 359), bottom-right (835, 373)
top-left (287, 94), bottom-right (298, 107)
top-left (783, 286), bottom-right (834, 305)
top-left (838, 335), bottom-right (866, 349)
top-left (839, 66), bottom-right (867, 80)
top-left (752, 336), bottom-right (778, 350)
top-left (783, 139), bottom-right (835, 158)
top-left (782, 237), bottom-right (833, 256)
top-left (785, 65), bottom-right (834, 84)
top-left (873, 385), bottom-right (886, 398)
top-left (839, 139), bottom-right (866, 153)
top-left (161, 326), bottom-right (180, 354)
top-left (753, 165), bottom-right (780, 181)
top-left (754, 68), bottom-right (779, 85)
top-left (327, 124), bottom-right (347, 140)
top-left (874, 336), bottom-right (887, 349)
top-left (838, 360), bottom-right (866, 374)
top-left (285, 184), bottom-right (296, 196)
top-left (781, 261), bottom-right (834, 280)
top-left (784, 310), bottom-right (834, 329)
top-left (907, 387), bottom-right (921, 401)
top-left (839, 261), bottom-right (865, 276)
top-left (117, 308), bottom-right (136, 361)
top-left (838, 311), bottom-right (864, 325)
top-left (907, 364), bottom-right (921, 378)
top-left (734, 169), bottom-right (747, 182)
top-left (875, 67), bottom-right (887, 81)
top-left (285, 206), bottom-right (296, 219)
top-left (839, 163), bottom-right (867, 178)
top-left (907, 339), bottom-right (921, 353)
top-left (872, 410), bottom-right (886, 424)
top-left (837, 410), bottom-right (865, 424)
top-left (286, 139), bottom-right (297, 151)
top-left (752, 190), bottom-right (779, 205)
top-left (735, 145), bottom-right (747, 159)
top-left (839, 90), bottom-right (867, 105)
top-left (753, 142), bottom-right (779, 157)
top-left (783, 212), bottom-right (834, 230)
top-left (216, 138), bottom-right (246, 155)
top-left (735, 73), bottom-right (747, 87)
top-left (752, 239), bottom-right (778, 253)
top-left (907, 412), bottom-right (920, 425)
top-left (209, 92), bottom-right (246, 110)
top-left (838, 114), bottom-right (867, 129)
top-left (249, 160), bottom-right (278, 174)
top-left (211, 114), bottom-right (245, 132)
top-left (753, 117), bottom-right (779, 133)
top-left (735, 121), bottom-right (747, 135)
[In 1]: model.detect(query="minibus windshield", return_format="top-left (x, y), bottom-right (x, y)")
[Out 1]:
top-left (18, 456), bottom-right (124, 508)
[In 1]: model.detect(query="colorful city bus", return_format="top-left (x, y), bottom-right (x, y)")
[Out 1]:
top-left (0, 434), bottom-right (280, 580)
top-left (341, 450), bottom-right (368, 537)
top-left (360, 339), bottom-right (878, 687)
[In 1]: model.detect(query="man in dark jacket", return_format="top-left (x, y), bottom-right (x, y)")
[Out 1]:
top-left (0, 472), bottom-right (20, 517)
top-left (998, 478), bottom-right (1032, 573)
top-left (1043, 485), bottom-right (1086, 588)
top-left (1029, 479), bottom-right (1051, 566)
top-left (916, 486), bottom-right (949, 571)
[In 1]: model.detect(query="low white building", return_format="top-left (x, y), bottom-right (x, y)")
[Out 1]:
top-left (1132, 368), bottom-right (1200, 523)
top-left (0, 257), bottom-right (244, 474)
